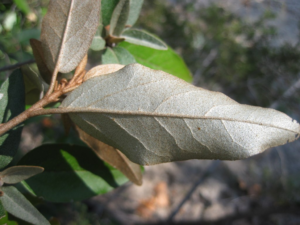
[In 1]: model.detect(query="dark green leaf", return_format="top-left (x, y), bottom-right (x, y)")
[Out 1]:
top-left (119, 42), bottom-right (192, 82)
top-left (18, 29), bottom-right (40, 46)
top-left (13, 0), bottom-right (30, 15)
top-left (90, 26), bottom-right (106, 51)
top-left (0, 166), bottom-right (44, 184)
top-left (0, 69), bottom-right (25, 169)
top-left (101, 0), bottom-right (119, 26)
top-left (30, 39), bottom-right (52, 84)
top-left (21, 65), bottom-right (47, 105)
top-left (102, 47), bottom-right (136, 65)
top-left (122, 29), bottom-right (168, 50)
top-left (18, 144), bottom-right (128, 202)
top-left (109, 0), bottom-right (130, 36)
top-left (127, 0), bottom-right (144, 26)
top-left (14, 183), bottom-right (45, 207)
top-left (76, 126), bottom-right (143, 185)
top-left (0, 200), bottom-right (5, 219)
top-left (0, 210), bottom-right (18, 225)
top-left (1, 186), bottom-right (49, 225)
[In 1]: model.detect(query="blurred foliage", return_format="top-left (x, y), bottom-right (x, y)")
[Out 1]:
top-left (137, 1), bottom-right (300, 111)
top-left (0, 0), bottom-right (49, 83)
top-left (1, 0), bottom-right (300, 223)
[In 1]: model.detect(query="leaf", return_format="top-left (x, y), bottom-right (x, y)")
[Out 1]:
top-left (18, 29), bottom-right (41, 46)
top-left (21, 65), bottom-right (47, 105)
top-left (40, 0), bottom-right (101, 73)
top-left (122, 29), bottom-right (168, 50)
top-left (101, 0), bottom-right (119, 26)
top-left (127, 0), bottom-right (144, 26)
top-left (3, 12), bottom-right (17, 31)
top-left (76, 126), bottom-right (143, 185)
top-left (90, 26), bottom-right (106, 51)
top-left (0, 210), bottom-right (18, 225)
top-left (0, 200), bottom-right (5, 219)
top-left (109, 0), bottom-right (130, 36)
top-left (13, 0), bottom-right (30, 15)
top-left (84, 64), bottom-right (125, 81)
top-left (30, 39), bottom-right (52, 84)
top-left (0, 166), bottom-right (44, 184)
top-left (102, 48), bottom-right (119, 64)
top-left (61, 114), bottom-right (72, 136)
top-left (114, 46), bottom-right (136, 65)
top-left (119, 42), bottom-right (192, 82)
top-left (0, 69), bottom-right (25, 169)
top-left (17, 144), bottom-right (128, 202)
top-left (0, 186), bottom-right (50, 225)
top-left (60, 64), bottom-right (300, 165)
top-left (102, 47), bottom-right (136, 65)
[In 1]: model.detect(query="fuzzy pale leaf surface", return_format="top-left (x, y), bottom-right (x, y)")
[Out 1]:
top-left (61, 64), bottom-right (300, 165)
top-left (40, 0), bottom-right (100, 73)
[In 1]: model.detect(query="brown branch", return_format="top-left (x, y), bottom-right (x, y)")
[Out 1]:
top-left (0, 67), bottom-right (86, 136)
top-left (0, 90), bottom-right (61, 136)
top-left (0, 59), bottom-right (35, 73)
top-left (45, 66), bottom-right (60, 97)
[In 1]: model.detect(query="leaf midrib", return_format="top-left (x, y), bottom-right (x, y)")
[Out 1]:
top-left (55, 0), bottom-right (74, 69)
top-left (60, 107), bottom-right (299, 134)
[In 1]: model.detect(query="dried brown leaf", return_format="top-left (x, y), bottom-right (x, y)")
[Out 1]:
top-left (154, 182), bottom-right (169, 207)
top-left (84, 64), bottom-right (125, 81)
top-left (136, 182), bottom-right (169, 218)
top-left (40, 0), bottom-right (101, 73)
top-left (76, 126), bottom-right (142, 185)
top-left (61, 114), bottom-right (73, 136)
top-left (74, 54), bottom-right (88, 78)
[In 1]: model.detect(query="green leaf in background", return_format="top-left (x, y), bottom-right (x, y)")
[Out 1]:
top-left (102, 0), bottom-right (119, 26)
top-left (18, 144), bottom-right (129, 202)
top-left (127, 0), bottom-right (144, 26)
top-left (13, 0), bottom-right (30, 15)
top-left (30, 39), bottom-right (52, 84)
top-left (109, 0), bottom-right (130, 36)
top-left (0, 200), bottom-right (5, 219)
top-left (0, 211), bottom-right (18, 225)
top-left (102, 47), bottom-right (136, 65)
top-left (122, 29), bottom-right (168, 50)
top-left (18, 29), bottom-right (41, 46)
top-left (0, 69), bottom-right (25, 169)
top-left (0, 166), bottom-right (44, 184)
top-left (102, 47), bottom-right (119, 64)
top-left (21, 65), bottom-right (47, 105)
top-left (113, 46), bottom-right (136, 64)
top-left (119, 42), bottom-right (192, 82)
top-left (3, 12), bottom-right (17, 31)
top-left (90, 26), bottom-right (106, 51)
top-left (0, 186), bottom-right (50, 225)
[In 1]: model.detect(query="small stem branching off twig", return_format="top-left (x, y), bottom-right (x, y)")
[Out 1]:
top-left (0, 56), bottom-right (87, 136)
top-left (0, 59), bottom-right (36, 73)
